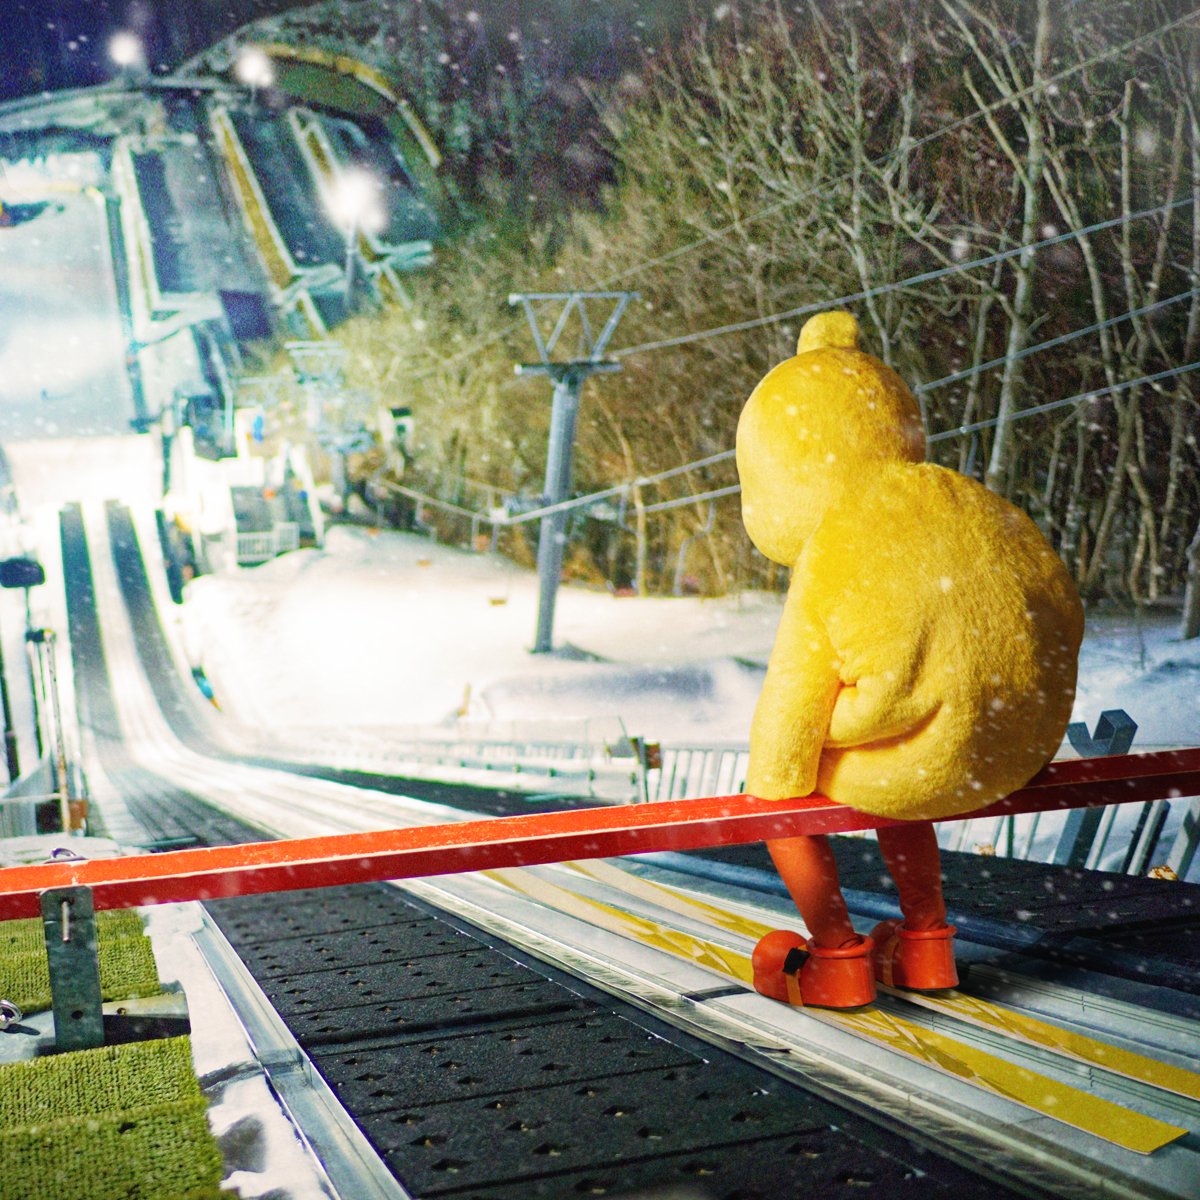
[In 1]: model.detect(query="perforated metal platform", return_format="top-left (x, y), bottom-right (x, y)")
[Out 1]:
top-left (206, 883), bottom-right (1023, 1199)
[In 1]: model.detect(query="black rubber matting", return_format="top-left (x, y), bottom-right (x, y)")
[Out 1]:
top-left (207, 883), bottom-right (1031, 1199)
top-left (694, 837), bottom-right (1200, 970)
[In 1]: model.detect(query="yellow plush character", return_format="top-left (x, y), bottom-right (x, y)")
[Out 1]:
top-left (739, 311), bottom-right (1083, 1009)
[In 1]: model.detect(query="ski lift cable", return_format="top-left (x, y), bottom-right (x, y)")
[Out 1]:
top-left (912, 288), bottom-right (1197, 394)
top-left (595, 8), bottom-right (1200, 291)
top-left (613, 197), bottom-right (1196, 359)
top-left (500, 357), bottom-right (1200, 521)
top-left (926, 357), bottom-right (1200, 442)
top-left (406, 11), bottom-right (1200, 380)
top-left (496, 449), bottom-right (738, 526)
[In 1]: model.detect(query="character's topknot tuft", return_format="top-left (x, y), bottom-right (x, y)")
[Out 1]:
top-left (797, 310), bottom-right (860, 354)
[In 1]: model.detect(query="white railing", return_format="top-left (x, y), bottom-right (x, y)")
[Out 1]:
top-left (642, 740), bottom-right (1198, 880)
top-left (0, 796), bottom-right (37, 839)
top-left (236, 522), bottom-right (300, 565)
top-left (256, 719), bottom-right (1200, 879)
top-left (275, 521), bottom-right (301, 553)
top-left (260, 717), bottom-right (644, 802)
top-left (649, 742), bottom-right (750, 802)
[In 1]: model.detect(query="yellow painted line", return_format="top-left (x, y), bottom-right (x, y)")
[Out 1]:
top-left (300, 127), bottom-right (335, 182)
top-left (568, 858), bottom-right (774, 941)
top-left (259, 42), bottom-right (443, 167)
top-left (211, 112), bottom-right (294, 290)
top-left (484, 869), bottom-right (752, 983)
top-left (490, 865), bottom-right (1186, 1153)
top-left (575, 860), bottom-right (1200, 1105)
top-left (899, 989), bottom-right (1200, 1104)
top-left (829, 1006), bottom-right (1184, 1154)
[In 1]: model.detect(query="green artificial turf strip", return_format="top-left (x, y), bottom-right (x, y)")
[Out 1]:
top-left (0, 928), bottom-right (161, 1014)
top-left (0, 1036), bottom-right (200, 1127)
top-left (0, 915), bottom-right (231, 1200)
top-left (0, 1097), bottom-right (223, 1200)
top-left (0, 911), bottom-right (145, 956)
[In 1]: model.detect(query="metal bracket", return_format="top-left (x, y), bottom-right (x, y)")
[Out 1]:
top-left (1066, 709), bottom-right (1138, 758)
top-left (508, 291), bottom-right (637, 364)
top-left (40, 885), bottom-right (104, 1053)
top-left (1056, 711), bottom-right (1139, 868)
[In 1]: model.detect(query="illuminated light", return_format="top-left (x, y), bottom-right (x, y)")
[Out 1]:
top-left (235, 46), bottom-right (274, 89)
top-left (1134, 127), bottom-right (1160, 157)
top-left (108, 31), bottom-right (142, 68)
top-left (328, 167), bottom-right (387, 236)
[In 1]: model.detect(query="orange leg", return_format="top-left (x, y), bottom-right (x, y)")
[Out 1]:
top-left (875, 821), bottom-right (947, 931)
top-left (766, 834), bottom-right (860, 949)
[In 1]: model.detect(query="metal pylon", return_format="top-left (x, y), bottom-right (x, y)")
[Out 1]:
top-left (509, 291), bottom-right (637, 653)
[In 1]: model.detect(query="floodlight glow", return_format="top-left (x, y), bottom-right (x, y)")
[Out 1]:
top-left (235, 47), bottom-right (274, 89)
top-left (108, 31), bottom-right (142, 68)
top-left (328, 168), bottom-right (386, 235)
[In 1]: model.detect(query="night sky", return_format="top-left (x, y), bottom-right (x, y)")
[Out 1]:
top-left (0, 0), bottom-right (303, 99)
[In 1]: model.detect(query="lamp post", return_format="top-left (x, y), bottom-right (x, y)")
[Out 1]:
top-left (328, 169), bottom-right (385, 304)
top-left (0, 557), bottom-right (45, 783)
top-left (28, 629), bottom-right (71, 834)
top-left (235, 46), bottom-right (274, 110)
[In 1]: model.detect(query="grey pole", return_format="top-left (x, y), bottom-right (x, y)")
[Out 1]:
top-left (533, 368), bottom-right (583, 654)
top-left (0, 619), bottom-right (19, 782)
top-left (28, 629), bottom-right (69, 834)
top-left (509, 290), bottom-right (637, 655)
top-left (344, 218), bottom-right (357, 303)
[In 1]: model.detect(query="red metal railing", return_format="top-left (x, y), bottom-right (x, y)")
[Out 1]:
top-left (1, 747), bottom-right (1197, 921)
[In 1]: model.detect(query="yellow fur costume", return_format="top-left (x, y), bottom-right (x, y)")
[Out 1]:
top-left (738, 311), bottom-right (1084, 819)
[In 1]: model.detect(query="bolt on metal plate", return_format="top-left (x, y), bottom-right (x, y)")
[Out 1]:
top-left (40, 886), bottom-right (104, 1052)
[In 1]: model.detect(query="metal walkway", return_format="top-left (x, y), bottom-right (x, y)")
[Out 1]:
top-left (48, 499), bottom-right (1200, 1199)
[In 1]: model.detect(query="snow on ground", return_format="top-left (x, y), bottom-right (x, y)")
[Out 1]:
top-left (1075, 610), bottom-right (1200, 747)
top-left (183, 525), bottom-right (779, 744)
top-left (184, 524), bottom-right (1200, 752)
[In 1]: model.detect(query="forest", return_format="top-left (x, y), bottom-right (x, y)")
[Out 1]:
top-left (288, 0), bottom-right (1200, 627)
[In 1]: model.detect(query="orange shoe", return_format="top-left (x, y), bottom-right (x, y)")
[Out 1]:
top-left (752, 929), bottom-right (877, 1008)
top-left (870, 919), bottom-right (958, 990)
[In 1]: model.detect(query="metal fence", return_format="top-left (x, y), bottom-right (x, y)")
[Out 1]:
top-left (648, 743), bottom-right (750, 804)
top-left (236, 522), bottom-right (300, 565)
top-left (261, 717), bottom-right (643, 801)
top-left (256, 717), bottom-right (1200, 881)
top-left (643, 740), bottom-right (1200, 883)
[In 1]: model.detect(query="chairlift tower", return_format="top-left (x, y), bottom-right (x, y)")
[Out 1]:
top-left (510, 291), bottom-right (637, 653)
top-left (285, 340), bottom-right (348, 432)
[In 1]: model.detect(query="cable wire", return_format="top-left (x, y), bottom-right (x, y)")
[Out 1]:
top-left (926, 358), bottom-right (1200, 442)
top-left (596, 7), bottom-right (1200, 292)
top-left (614, 197), bottom-right (1195, 358)
top-left (914, 288), bottom-right (1197, 394)
top-left (502, 358), bottom-right (1200, 520)
top-left (499, 448), bottom-right (737, 526)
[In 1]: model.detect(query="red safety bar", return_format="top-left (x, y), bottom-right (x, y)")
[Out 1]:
top-left (0, 747), bottom-right (1197, 921)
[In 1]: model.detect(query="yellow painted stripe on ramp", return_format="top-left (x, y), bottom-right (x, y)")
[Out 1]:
top-left (486, 866), bottom-right (1186, 1153)
top-left (899, 988), bottom-right (1200, 1104)
top-left (568, 859), bottom-right (774, 941)
top-left (829, 1005), bottom-right (1185, 1154)
top-left (484, 869), bottom-right (753, 983)
top-left (573, 860), bottom-right (1200, 1105)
